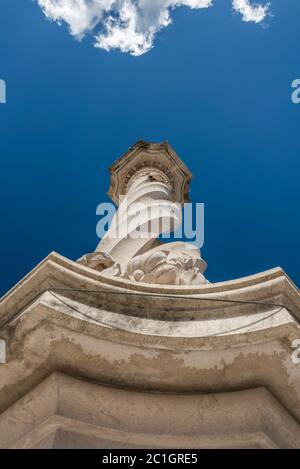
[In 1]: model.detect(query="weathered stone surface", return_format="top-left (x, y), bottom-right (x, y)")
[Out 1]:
top-left (1, 373), bottom-right (299, 449)
top-left (0, 251), bottom-right (299, 448)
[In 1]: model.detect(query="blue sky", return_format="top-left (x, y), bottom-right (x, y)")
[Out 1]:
top-left (0, 0), bottom-right (299, 296)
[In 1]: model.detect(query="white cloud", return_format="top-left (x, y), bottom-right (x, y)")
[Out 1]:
top-left (95, 1), bottom-right (214, 55)
top-left (232, 0), bottom-right (270, 23)
top-left (37, 0), bottom-right (114, 37)
top-left (36, 0), bottom-right (271, 56)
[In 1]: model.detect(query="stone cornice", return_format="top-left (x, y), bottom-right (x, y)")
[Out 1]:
top-left (0, 252), bottom-right (299, 330)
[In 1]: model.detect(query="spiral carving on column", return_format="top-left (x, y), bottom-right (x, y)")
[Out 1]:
top-left (78, 141), bottom-right (208, 286)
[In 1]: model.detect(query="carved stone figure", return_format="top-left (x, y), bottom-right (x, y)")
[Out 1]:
top-left (77, 251), bottom-right (116, 271)
top-left (124, 248), bottom-right (207, 286)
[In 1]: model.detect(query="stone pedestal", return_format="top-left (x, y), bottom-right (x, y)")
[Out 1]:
top-left (0, 142), bottom-right (299, 449)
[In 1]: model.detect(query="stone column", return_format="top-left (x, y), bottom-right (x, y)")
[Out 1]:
top-left (78, 141), bottom-right (207, 286)
top-left (96, 170), bottom-right (182, 271)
